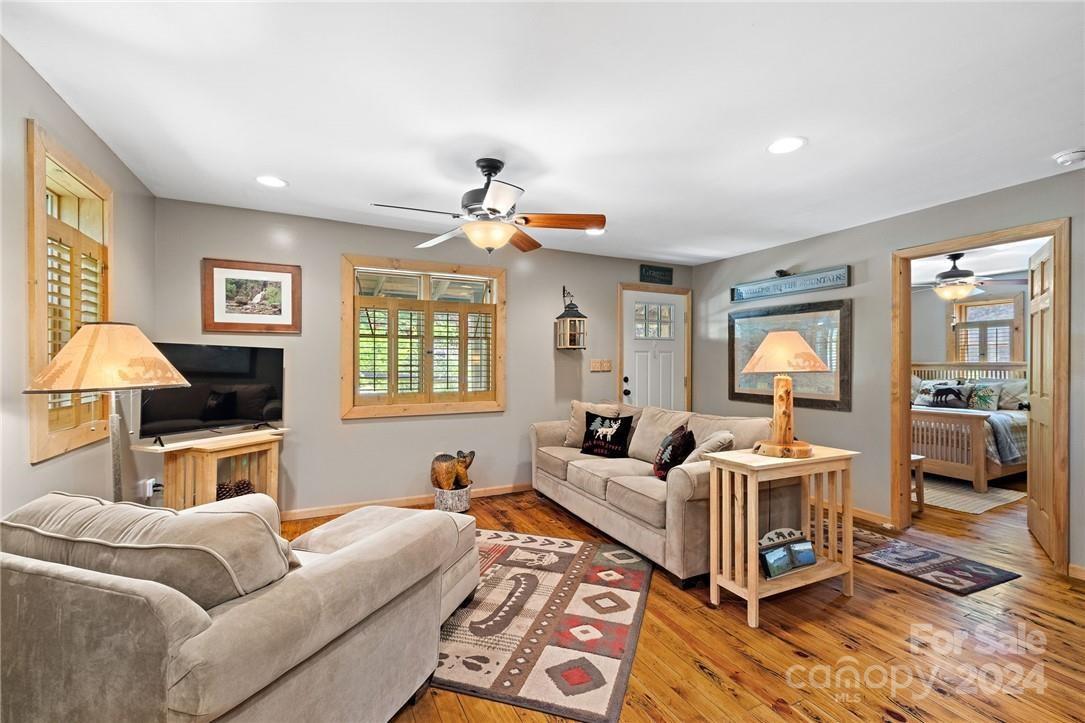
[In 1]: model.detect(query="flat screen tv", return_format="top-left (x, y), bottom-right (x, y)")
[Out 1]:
top-left (140, 343), bottom-right (284, 439)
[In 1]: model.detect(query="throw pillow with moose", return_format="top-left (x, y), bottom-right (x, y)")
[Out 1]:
top-left (581, 411), bottom-right (634, 458)
top-left (915, 381), bottom-right (973, 409)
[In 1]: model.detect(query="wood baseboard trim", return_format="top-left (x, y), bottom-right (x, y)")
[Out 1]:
top-left (811, 497), bottom-right (895, 530)
top-left (280, 483), bottom-right (533, 522)
top-left (1068, 563), bottom-right (1085, 583)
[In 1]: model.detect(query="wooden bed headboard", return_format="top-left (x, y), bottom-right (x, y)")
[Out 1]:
top-left (911, 361), bottom-right (1027, 381)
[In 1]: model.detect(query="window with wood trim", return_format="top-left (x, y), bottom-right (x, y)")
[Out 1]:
top-left (341, 256), bottom-right (505, 419)
top-left (27, 120), bottom-right (113, 462)
top-left (950, 295), bottom-right (1024, 363)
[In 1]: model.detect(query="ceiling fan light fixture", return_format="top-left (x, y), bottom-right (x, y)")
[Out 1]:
top-left (933, 281), bottom-right (976, 301)
top-left (462, 221), bottom-right (516, 253)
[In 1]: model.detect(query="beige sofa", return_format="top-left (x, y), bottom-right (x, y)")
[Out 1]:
top-left (1, 492), bottom-right (479, 722)
top-left (531, 405), bottom-right (770, 582)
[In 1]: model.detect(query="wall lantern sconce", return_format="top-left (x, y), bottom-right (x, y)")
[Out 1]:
top-left (555, 286), bottom-right (587, 350)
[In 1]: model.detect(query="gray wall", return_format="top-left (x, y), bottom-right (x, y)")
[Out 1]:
top-left (151, 199), bottom-right (691, 514)
top-left (0, 40), bottom-right (157, 511)
top-left (911, 276), bottom-right (1029, 361)
top-left (692, 169), bottom-right (1085, 565)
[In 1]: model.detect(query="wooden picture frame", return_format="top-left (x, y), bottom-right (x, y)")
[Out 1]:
top-left (201, 258), bottom-right (301, 334)
top-left (728, 299), bottom-right (853, 411)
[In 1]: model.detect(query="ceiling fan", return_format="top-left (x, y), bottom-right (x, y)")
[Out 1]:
top-left (914, 252), bottom-right (1027, 301)
top-left (372, 158), bottom-right (606, 253)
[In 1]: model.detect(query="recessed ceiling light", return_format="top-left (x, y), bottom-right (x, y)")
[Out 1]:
top-left (767, 137), bottom-right (807, 154)
top-left (256, 175), bottom-right (288, 188)
top-left (586, 227), bottom-right (606, 236)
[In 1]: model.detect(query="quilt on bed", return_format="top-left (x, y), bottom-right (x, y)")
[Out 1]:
top-left (984, 410), bottom-right (1027, 465)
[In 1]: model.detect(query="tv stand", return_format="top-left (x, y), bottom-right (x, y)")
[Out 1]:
top-left (131, 429), bottom-right (289, 510)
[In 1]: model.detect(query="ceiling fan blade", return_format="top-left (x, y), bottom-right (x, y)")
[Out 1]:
top-left (373, 203), bottom-right (463, 219)
top-left (509, 227), bottom-right (542, 253)
top-left (482, 179), bottom-right (524, 215)
top-left (415, 227), bottom-right (463, 249)
top-left (513, 213), bottom-right (606, 231)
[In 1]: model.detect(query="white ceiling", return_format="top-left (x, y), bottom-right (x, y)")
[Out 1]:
top-left (911, 236), bottom-right (1049, 285)
top-left (3, 3), bottom-right (1082, 264)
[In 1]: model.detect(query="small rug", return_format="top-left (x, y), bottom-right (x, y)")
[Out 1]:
top-left (434, 530), bottom-right (651, 723)
top-left (858, 538), bottom-right (1020, 594)
top-left (919, 477), bottom-right (1026, 514)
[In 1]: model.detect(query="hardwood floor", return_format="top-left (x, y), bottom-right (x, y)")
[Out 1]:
top-left (282, 490), bottom-right (1085, 722)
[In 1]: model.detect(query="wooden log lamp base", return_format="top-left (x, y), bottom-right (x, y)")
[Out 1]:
top-left (752, 374), bottom-right (815, 459)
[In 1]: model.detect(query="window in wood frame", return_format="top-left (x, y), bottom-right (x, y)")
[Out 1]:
top-left (26, 120), bottom-right (113, 462)
top-left (341, 256), bottom-right (505, 419)
top-left (949, 294), bottom-right (1024, 363)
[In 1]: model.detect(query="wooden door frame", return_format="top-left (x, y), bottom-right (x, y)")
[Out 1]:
top-left (616, 282), bottom-right (693, 410)
top-left (890, 218), bottom-right (1070, 573)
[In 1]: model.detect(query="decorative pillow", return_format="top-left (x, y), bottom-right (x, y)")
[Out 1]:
top-left (969, 382), bottom-right (1002, 411)
top-left (999, 379), bottom-right (1028, 410)
top-left (685, 431), bottom-right (735, 464)
top-left (628, 407), bottom-right (692, 462)
top-left (653, 425), bottom-right (696, 480)
top-left (580, 412), bottom-right (634, 458)
top-left (924, 383), bottom-right (973, 409)
top-left (564, 401), bottom-right (620, 447)
top-left (202, 390), bottom-right (238, 421)
top-left (913, 379), bottom-right (957, 407)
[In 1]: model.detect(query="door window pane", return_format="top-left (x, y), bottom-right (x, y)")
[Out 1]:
top-left (634, 302), bottom-right (676, 340)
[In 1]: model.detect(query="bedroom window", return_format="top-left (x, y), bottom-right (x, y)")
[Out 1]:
top-left (951, 296), bottom-right (1024, 363)
top-left (26, 120), bottom-right (113, 463)
top-left (340, 256), bottom-right (505, 418)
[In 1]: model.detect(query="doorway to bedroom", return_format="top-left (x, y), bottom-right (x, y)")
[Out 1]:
top-left (889, 219), bottom-right (1070, 575)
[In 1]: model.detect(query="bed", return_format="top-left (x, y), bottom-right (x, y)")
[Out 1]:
top-left (911, 361), bottom-right (1028, 493)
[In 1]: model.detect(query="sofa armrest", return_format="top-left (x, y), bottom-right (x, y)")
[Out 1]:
top-left (666, 460), bottom-right (711, 502)
top-left (2, 552), bottom-right (211, 722)
top-left (168, 511), bottom-right (457, 719)
top-left (531, 420), bottom-right (569, 449)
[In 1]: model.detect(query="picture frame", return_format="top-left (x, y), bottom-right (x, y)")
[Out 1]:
top-left (728, 299), bottom-right (852, 411)
top-left (201, 258), bottom-right (302, 334)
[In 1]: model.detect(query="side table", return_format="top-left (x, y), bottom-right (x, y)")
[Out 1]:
top-left (705, 446), bottom-right (860, 627)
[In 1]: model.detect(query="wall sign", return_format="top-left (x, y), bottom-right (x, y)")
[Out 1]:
top-left (639, 264), bottom-right (674, 285)
top-left (730, 265), bottom-right (850, 303)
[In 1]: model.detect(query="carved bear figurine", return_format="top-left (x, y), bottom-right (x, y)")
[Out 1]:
top-left (431, 450), bottom-right (476, 490)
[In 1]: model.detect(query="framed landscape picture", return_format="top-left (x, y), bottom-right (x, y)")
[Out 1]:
top-left (201, 258), bottom-right (301, 333)
top-left (728, 299), bottom-right (852, 411)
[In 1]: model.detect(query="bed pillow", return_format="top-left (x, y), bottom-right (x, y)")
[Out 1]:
top-left (927, 383), bottom-right (973, 409)
top-left (969, 381), bottom-right (1002, 411)
top-left (910, 375), bottom-right (923, 404)
top-left (563, 401), bottom-right (620, 447)
top-left (999, 379), bottom-right (1028, 410)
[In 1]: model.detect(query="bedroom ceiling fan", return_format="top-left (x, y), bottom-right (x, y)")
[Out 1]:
top-left (372, 158), bottom-right (606, 253)
top-left (914, 252), bottom-right (1027, 301)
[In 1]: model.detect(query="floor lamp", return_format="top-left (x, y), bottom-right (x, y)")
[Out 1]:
top-left (742, 330), bottom-right (829, 459)
top-left (24, 322), bottom-right (189, 501)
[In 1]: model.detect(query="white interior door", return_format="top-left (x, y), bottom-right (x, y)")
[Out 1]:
top-left (621, 290), bottom-right (687, 411)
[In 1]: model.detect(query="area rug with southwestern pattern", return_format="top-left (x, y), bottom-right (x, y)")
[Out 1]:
top-left (433, 530), bottom-right (651, 723)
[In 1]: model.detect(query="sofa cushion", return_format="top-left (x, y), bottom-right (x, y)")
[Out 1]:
top-left (688, 414), bottom-right (771, 451)
top-left (685, 431), bottom-right (735, 464)
top-left (628, 407), bottom-right (692, 462)
top-left (606, 476), bottom-right (667, 528)
top-left (566, 457), bottom-right (653, 499)
top-left (537, 446), bottom-right (596, 481)
top-left (291, 506), bottom-right (474, 574)
top-left (0, 492), bottom-right (293, 609)
top-left (563, 401), bottom-right (621, 447)
top-left (652, 425), bottom-right (696, 480)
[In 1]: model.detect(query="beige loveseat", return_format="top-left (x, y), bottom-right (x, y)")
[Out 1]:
top-left (531, 404), bottom-right (770, 582)
top-left (1, 492), bottom-right (479, 722)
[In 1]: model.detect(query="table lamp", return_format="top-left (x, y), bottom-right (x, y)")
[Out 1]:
top-left (24, 322), bottom-right (189, 501)
top-left (741, 330), bottom-right (828, 459)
